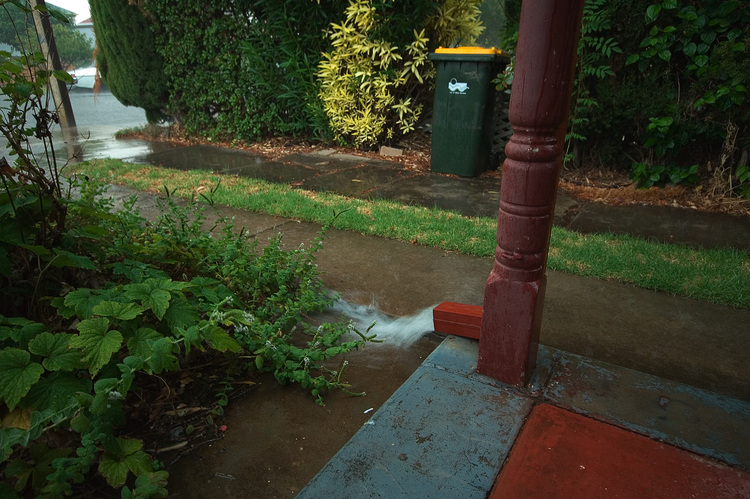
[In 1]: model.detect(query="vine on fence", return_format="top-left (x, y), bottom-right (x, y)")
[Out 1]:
top-left (565, 0), bottom-right (622, 166)
top-left (626, 0), bottom-right (748, 192)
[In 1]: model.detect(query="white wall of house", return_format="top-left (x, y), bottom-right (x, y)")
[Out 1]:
top-left (76, 19), bottom-right (95, 46)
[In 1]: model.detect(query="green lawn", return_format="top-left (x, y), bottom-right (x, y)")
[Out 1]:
top-left (70, 159), bottom-right (750, 309)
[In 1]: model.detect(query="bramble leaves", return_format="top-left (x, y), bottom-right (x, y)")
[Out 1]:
top-left (127, 327), bottom-right (163, 360)
top-left (0, 348), bottom-right (44, 410)
top-left (4, 442), bottom-right (71, 493)
top-left (92, 301), bottom-right (145, 321)
top-left (50, 249), bottom-right (96, 269)
top-left (98, 438), bottom-right (153, 487)
top-left (163, 296), bottom-right (200, 331)
top-left (204, 325), bottom-right (242, 353)
top-left (123, 470), bottom-right (169, 499)
top-left (2, 408), bottom-right (32, 431)
top-left (70, 318), bottom-right (123, 375)
top-left (124, 279), bottom-right (177, 320)
top-left (28, 333), bottom-right (82, 371)
top-left (24, 372), bottom-right (90, 413)
top-left (146, 337), bottom-right (179, 374)
top-left (174, 325), bottom-right (201, 356)
top-left (9, 322), bottom-right (47, 350)
top-left (61, 288), bottom-right (105, 320)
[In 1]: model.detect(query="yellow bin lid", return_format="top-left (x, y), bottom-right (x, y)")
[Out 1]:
top-left (430, 47), bottom-right (509, 61)
top-left (435, 46), bottom-right (505, 56)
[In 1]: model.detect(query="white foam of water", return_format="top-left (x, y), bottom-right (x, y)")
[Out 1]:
top-left (330, 300), bottom-right (438, 347)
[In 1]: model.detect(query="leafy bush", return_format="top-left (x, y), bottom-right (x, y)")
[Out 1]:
top-left (625, 0), bottom-right (749, 191)
top-left (134, 0), bottom-right (483, 145)
top-left (498, 0), bottom-right (749, 196)
top-left (237, 0), bottom-right (350, 141)
top-left (146, 0), bottom-right (349, 142)
top-left (317, 2), bottom-right (431, 148)
top-left (629, 116), bottom-right (699, 187)
top-left (736, 163), bottom-right (750, 198)
top-left (146, 1), bottom-right (264, 139)
top-left (317, 0), bottom-right (484, 148)
top-left (1, 22), bottom-right (373, 496)
top-left (564, 0), bottom-right (621, 165)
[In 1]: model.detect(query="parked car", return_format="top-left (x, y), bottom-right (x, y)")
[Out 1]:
top-left (69, 66), bottom-right (98, 89)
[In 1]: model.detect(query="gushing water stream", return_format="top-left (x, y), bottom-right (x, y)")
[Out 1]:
top-left (329, 300), bottom-right (439, 347)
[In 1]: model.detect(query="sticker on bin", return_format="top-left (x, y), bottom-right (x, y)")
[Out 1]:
top-left (448, 78), bottom-right (469, 94)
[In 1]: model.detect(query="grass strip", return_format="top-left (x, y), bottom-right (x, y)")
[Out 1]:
top-left (71, 159), bottom-right (750, 309)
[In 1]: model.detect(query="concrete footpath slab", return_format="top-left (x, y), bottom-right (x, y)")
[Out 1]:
top-left (132, 143), bottom-right (750, 250)
top-left (297, 336), bottom-right (533, 498)
top-left (300, 337), bottom-right (750, 498)
top-left (568, 202), bottom-right (750, 250)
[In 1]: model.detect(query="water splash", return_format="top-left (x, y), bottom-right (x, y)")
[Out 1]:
top-left (330, 300), bottom-right (438, 347)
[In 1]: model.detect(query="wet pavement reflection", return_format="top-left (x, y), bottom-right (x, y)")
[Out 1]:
top-left (167, 333), bottom-right (443, 498)
top-left (25, 89), bottom-right (152, 163)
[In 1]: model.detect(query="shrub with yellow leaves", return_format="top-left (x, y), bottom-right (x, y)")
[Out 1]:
top-left (317, 0), bottom-right (483, 148)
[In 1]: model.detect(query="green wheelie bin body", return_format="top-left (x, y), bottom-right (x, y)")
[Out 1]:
top-left (429, 47), bottom-right (508, 177)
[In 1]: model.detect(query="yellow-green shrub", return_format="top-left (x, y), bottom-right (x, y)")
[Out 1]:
top-left (428, 0), bottom-right (485, 47)
top-left (317, 0), bottom-right (483, 148)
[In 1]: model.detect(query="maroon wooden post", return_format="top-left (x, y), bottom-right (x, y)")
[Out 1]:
top-left (477, 0), bottom-right (585, 385)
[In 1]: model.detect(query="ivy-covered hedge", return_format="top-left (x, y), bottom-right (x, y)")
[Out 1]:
top-left (502, 0), bottom-right (749, 195)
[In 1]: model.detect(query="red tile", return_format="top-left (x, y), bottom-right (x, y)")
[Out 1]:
top-left (491, 404), bottom-right (750, 498)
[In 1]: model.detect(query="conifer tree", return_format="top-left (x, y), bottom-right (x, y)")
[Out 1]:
top-left (89, 0), bottom-right (168, 122)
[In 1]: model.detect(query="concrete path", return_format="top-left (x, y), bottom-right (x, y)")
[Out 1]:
top-left (135, 142), bottom-right (750, 250)
top-left (114, 142), bottom-right (750, 496)
top-left (299, 338), bottom-right (750, 498)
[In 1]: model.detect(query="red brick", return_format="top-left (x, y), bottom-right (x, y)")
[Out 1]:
top-left (433, 302), bottom-right (482, 339)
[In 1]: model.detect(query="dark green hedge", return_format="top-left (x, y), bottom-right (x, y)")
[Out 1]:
top-left (144, 0), bottom-right (349, 141)
top-left (90, 0), bottom-right (169, 122)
